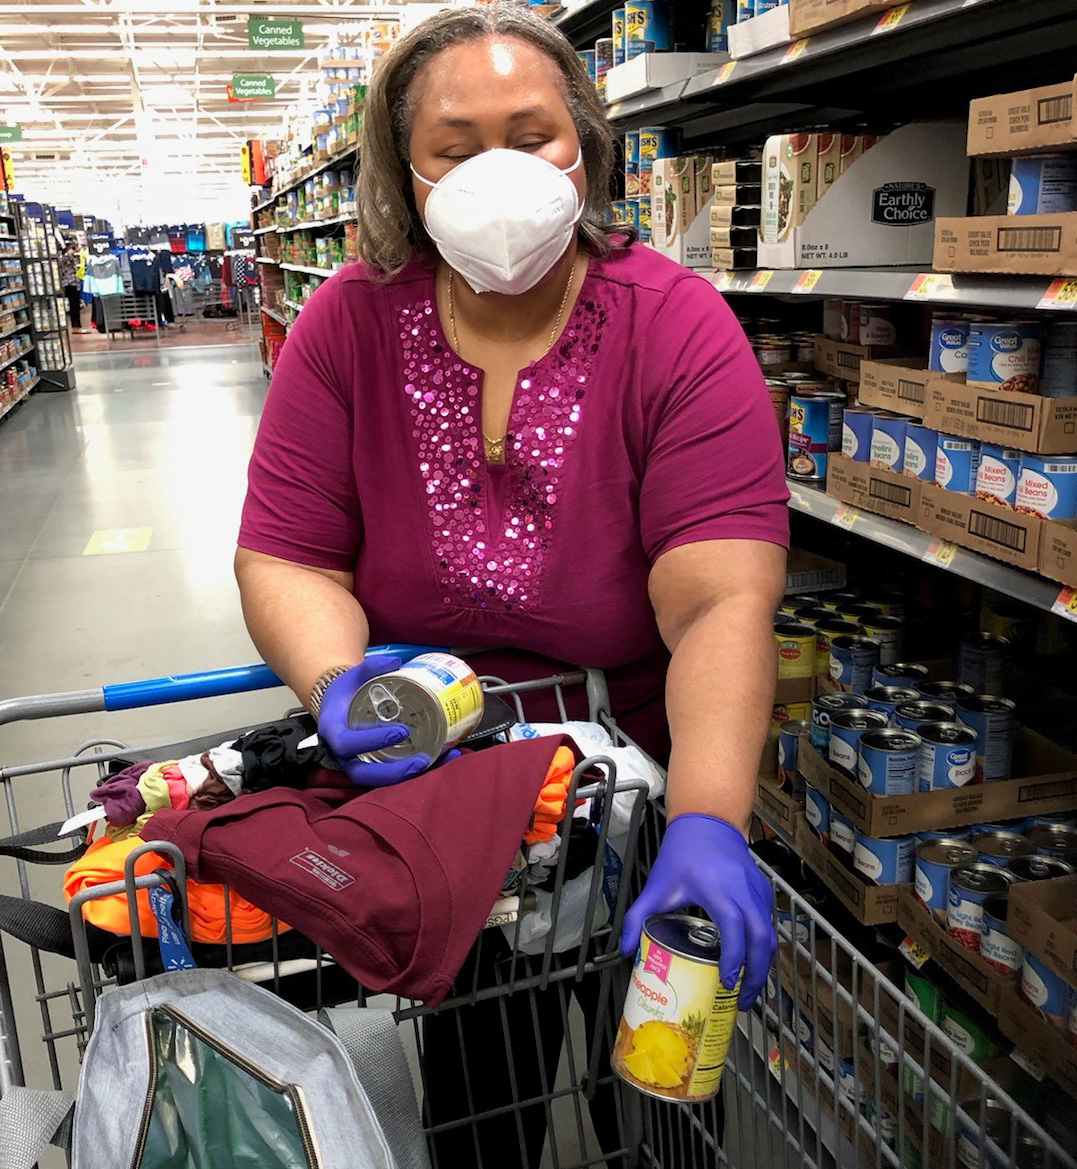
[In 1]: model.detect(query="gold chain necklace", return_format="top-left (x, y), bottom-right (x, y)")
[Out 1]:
top-left (448, 260), bottom-right (577, 464)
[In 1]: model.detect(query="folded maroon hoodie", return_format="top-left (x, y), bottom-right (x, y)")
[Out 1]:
top-left (143, 736), bottom-right (572, 1006)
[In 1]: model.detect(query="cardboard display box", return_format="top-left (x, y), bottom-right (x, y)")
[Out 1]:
top-left (605, 52), bottom-right (728, 104)
top-left (934, 212), bottom-right (1077, 277)
top-left (917, 483), bottom-right (1042, 573)
top-left (923, 379), bottom-right (1077, 456)
top-left (1008, 876), bottom-right (1077, 988)
top-left (897, 887), bottom-right (1010, 1014)
top-left (826, 453), bottom-right (922, 526)
top-left (996, 982), bottom-right (1077, 1102)
top-left (967, 77), bottom-right (1077, 159)
top-left (795, 815), bottom-right (900, 924)
top-left (651, 157), bottom-right (714, 270)
top-left (728, 2), bottom-right (791, 59)
top-left (859, 360), bottom-right (962, 419)
top-left (757, 122), bottom-right (969, 270)
top-left (799, 729), bottom-right (1077, 838)
top-left (789, 0), bottom-right (901, 39)
top-left (814, 334), bottom-right (912, 380)
top-left (756, 776), bottom-right (801, 840)
top-left (1038, 518), bottom-right (1077, 588)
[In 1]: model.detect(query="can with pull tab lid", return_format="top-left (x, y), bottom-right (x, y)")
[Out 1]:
top-left (956, 694), bottom-right (1015, 783)
top-left (916, 839), bottom-right (978, 921)
top-left (1026, 824), bottom-right (1077, 859)
top-left (947, 864), bottom-right (1013, 951)
top-left (858, 728), bottom-right (920, 797)
top-left (810, 692), bottom-right (868, 750)
top-left (1008, 855), bottom-right (1076, 883)
top-left (873, 662), bottom-right (929, 689)
top-left (957, 632), bottom-right (1010, 696)
top-left (828, 709), bottom-right (888, 775)
top-left (917, 721), bottom-right (977, 791)
top-left (918, 680), bottom-right (976, 705)
top-left (895, 700), bottom-right (956, 733)
top-left (830, 634), bottom-right (880, 693)
top-left (864, 685), bottom-right (920, 725)
top-left (973, 830), bottom-right (1033, 868)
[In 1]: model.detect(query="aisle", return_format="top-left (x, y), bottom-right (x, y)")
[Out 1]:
top-left (0, 345), bottom-right (288, 767)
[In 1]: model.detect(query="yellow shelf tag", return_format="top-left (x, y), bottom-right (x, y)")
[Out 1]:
top-left (782, 39), bottom-right (810, 63)
top-left (899, 936), bottom-right (930, 969)
top-left (923, 537), bottom-right (958, 567)
top-left (748, 270), bottom-right (774, 291)
top-left (713, 61), bottom-right (737, 85)
top-left (1037, 278), bottom-right (1077, 310)
top-left (873, 4), bottom-right (910, 33)
top-left (1051, 586), bottom-right (1077, 623)
top-left (833, 504), bottom-right (860, 529)
top-left (793, 269), bottom-right (822, 293)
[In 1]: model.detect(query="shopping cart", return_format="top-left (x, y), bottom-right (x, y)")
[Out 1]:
top-left (0, 660), bottom-right (1071, 1169)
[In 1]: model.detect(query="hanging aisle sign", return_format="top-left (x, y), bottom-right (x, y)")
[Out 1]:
top-left (230, 75), bottom-right (276, 101)
top-left (248, 18), bottom-right (304, 50)
top-left (0, 126), bottom-right (21, 143)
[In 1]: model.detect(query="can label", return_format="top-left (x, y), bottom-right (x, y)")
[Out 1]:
top-left (1008, 154), bottom-right (1077, 215)
top-left (830, 813), bottom-right (855, 854)
top-left (841, 409), bottom-right (873, 462)
top-left (915, 858), bottom-right (949, 921)
top-left (967, 322), bottom-right (1042, 392)
top-left (853, 834), bottom-right (915, 884)
top-left (904, 425), bottom-right (938, 482)
top-left (614, 920), bottom-right (739, 1101)
top-left (936, 437), bottom-right (981, 494)
top-left (859, 741), bottom-right (917, 797)
top-left (870, 415), bottom-right (908, 472)
top-left (981, 921), bottom-right (1022, 976)
top-left (929, 319), bottom-right (970, 374)
top-left (975, 445), bottom-right (1021, 507)
top-left (947, 888), bottom-right (986, 951)
top-left (788, 395), bottom-right (841, 481)
top-left (957, 703), bottom-right (1014, 784)
top-left (1015, 456), bottom-right (1077, 520)
top-left (918, 741), bottom-right (975, 791)
top-left (1020, 953), bottom-right (1069, 1027)
top-left (805, 785), bottom-right (830, 839)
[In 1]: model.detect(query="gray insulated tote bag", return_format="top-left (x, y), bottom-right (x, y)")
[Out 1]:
top-left (0, 968), bottom-right (431, 1169)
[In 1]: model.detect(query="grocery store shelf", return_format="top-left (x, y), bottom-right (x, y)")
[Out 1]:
top-left (787, 479), bottom-right (1063, 615)
top-left (253, 224), bottom-right (279, 237)
top-left (260, 306), bottom-right (290, 328)
top-left (551, 0), bottom-right (620, 47)
top-left (277, 211), bottom-right (355, 234)
top-left (256, 256), bottom-right (279, 266)
top-left (0, 344), bottom-right (32, 374)
top-left (0, 382), bottom-right (36, 425)
top-left (280, 262), bottom-right (339, 278)
top-left (0, 321), bottom-right (30, 342)
top-left (251, 144), bottom-right (359, 214)
top-left (2, 301), bottom-right (27, 315)
top-left (609, 0), bottom-right (1077, 141)
top-left (282, 298), bottom-right (306, 314)
top-left (0, 285), bottom-right (25, 297)
top-left (712, 267), bottom-right (1075, 311)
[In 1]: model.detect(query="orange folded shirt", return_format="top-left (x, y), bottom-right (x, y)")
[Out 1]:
top-left (524, 745), bottom-right (579, 844)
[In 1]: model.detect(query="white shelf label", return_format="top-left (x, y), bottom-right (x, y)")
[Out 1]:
top-left (793, 269), bottom-right (823, 293)
top-left (713, 270), bottom-right (733, 292)
top-left (899, 935), bottom-right (930, 969)
top-left (1051, 586), bottom-right (1077, 623)
top-left (904, 272), bottom-right (955, 301)
top-left (832, 503), bottom-right (860, 529)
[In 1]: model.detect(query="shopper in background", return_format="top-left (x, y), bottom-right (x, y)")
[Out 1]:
top-left (236, 5), bottom-right (787, 1165)
top-left (59, 238), bottom-right (85, 334)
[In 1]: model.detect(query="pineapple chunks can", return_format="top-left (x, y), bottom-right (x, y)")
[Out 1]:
top-left (613, 913), bottom-right (740, 1102)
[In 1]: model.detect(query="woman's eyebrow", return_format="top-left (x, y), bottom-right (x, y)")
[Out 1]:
top-left (432, 106), bottom-right (548, 130)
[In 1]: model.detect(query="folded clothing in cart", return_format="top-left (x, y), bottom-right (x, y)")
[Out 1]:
top-left (142, 735), bottom-right (574, 1006)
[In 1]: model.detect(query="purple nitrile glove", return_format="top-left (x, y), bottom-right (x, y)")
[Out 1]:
top-left (620, 814), bottom-right (777, 1011)
top-left (319, 654), bottom-right (446, 787)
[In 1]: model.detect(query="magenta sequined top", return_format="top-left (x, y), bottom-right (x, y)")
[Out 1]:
top-left (240, 244), bottom-right (789, 753)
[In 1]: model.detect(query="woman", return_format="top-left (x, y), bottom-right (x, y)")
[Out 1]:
top-left (59, 239), bottom-right (84, 334)
top-left (236, 5), bottom-right (787, 1163)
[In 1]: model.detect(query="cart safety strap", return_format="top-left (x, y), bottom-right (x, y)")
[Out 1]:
top-left (0, 1086), bottom-right (74, 1168)
top-left (318, 1007), bottom-right (433, 1169)
top-left (0, 821), bottom-right (87, 866)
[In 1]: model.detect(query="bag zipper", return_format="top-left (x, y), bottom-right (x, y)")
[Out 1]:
top-left (129, 1011), bottom-right (160, 1169)
top-left (157, 1004), bottom-right (319, 1169)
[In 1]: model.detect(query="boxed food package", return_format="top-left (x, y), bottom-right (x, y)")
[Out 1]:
top-left (917, 482), bottom-right (1042, 573)
top-left (711, 246), bottom-right (758, 270)
top-left (789, 0), bottom-right (901, 39)
top-left (710, 203), bottom-right (762, 227)
top-left (710, 224), bottom-right (758, 248)
top-left (727, 2), bottom-right (792, 59)
top-left (759, 122), bottom-right (969, 269)
top-left (967, 77), bottom-right (1077, 158)
top-left (934, 212), bottom-right (1077, 276)
top-left (815, 132), bottom-right (841, 200)
top-left (826, 453), bottom-right (921, 525)
top-left (651, 156), bottom-right (714, 269)
top-left (605, 52), bottom-right (728, 104)
top-left (712, 159), bottom-right (762, 185)
top-left (923, 379), bottom-right (1077, 455)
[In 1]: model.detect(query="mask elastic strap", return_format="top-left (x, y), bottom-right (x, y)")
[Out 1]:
top-left (410, 163), bottom-right (437, 189)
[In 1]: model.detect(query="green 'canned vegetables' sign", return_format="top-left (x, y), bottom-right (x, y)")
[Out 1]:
top-left (248, 18), bottom-right (304, 50)
top-left (0, 126), bottom-right (22, 143)
top-left (232, 74), bottom-right (276, 100)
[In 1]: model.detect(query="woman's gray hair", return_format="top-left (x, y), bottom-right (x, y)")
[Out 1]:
top-left (356, 5), bottom-right (625, 277)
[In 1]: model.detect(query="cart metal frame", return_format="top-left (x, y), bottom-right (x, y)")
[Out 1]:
top-left (0, 659), bottom-right (1071, 1169)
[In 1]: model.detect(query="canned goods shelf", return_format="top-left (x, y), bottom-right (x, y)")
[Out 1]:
top-left (787, 478), bottom-right (1063, 616)
top-left (0, 321), bottom-right (30, 343)
top-left (551, 0), bottom-right (622, 47)
top-left (0, 343), bottom-right (32, 374)
top-left (255, 256), bottom-right (279, 266)
top-left (280, 263), bottom-right (340, 278)
top-left (251, 143), bottom-right (359, 214)
top-left (0, 381), bottom-right (36, 425)
top-left (260, 305), bottom-right (290, 328)
top-left (276, 211), bottom-right (355, 235)
top-left (252, 224), bottom-right (279, 237)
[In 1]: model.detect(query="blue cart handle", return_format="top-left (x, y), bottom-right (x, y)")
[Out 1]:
top-left (101, 645), bottom-right (445, 712)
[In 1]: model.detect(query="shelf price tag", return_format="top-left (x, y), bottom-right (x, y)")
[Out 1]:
top-left (713, 269), bottom-right (733, 292)
top-left (782, 39), bottom-right (810, 63)
top-left (904, 272), bottom-right (954, 301)
top-left (899, 936), bottom-right (930, 970)
top-left (833, 504), bottom-right (860, 529)
top-left (923, 537), bottom-right (958, 567)
top-left (793, 269), bottom-right (822, 293)
top-left (1051, 586), bottom-right (1077, 623)
top-left (748, 270), bottom-right (774, 292)
top-left (767, 1044), bottom-right (787, 1080)
top-left (712, 61), bottom-right (737, 85)
top-left (1036, 278), bottom-right (1077, 310)
top-left (873, 4), bottom-right (910, 33)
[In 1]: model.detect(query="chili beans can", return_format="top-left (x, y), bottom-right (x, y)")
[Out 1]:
top-left (810, 691), bottom-right (867, 750)
top-left (858, 727), bottom-right (920, 797)
top-left (947, 863), bottom-right (1013, 951)
top-left (1020, 951), bottom-right (1070, 1030)
top-left (614, 914), bottom-right (739, 1102)
top-left (830, 811), bottom-right (855, 855)
top-left (778, 719), bottom-right (812, 790)
top-left (841, 407), bottom-right (874, 462)
top-left (873, 662), bottom-right (929, 689)
top-left (915, 839), bottom-right (978, 921)
top-left (858, 616), bottom-right (904, 666)
top-left (956, 694), bottom-right (1015, 783)
top-left (957, 632), bottom-right (1010, 697)
top-left (1008, 854), bottom-right (1075, 882)
top-left (980, 895), bottom-right (1023, 976)
top-left (918, 680), bottom-right (975, 705)
top-left (864, 685), bottom-right (920, 724)
top-left (895, 700), bottom-right (956, 732)
top-left (349, 652), bottom-right (484, 762)
top-left (828, 709), bottom-right (888, 774)
top-left (973, 830), bottom-right (1033, 867)
top-left (775, 622), bottom-right (815, 679)
top-left (805, 784), bottom-right (830, 843)
top-left (814, 618), bottom-right (859, 678)
top-left (1025, 824), bottom-right (1077, 859)
top-left (967, 321), bottom-right (1043, 393)
top-left (829, 633), bottom-right (880, 693)
top-left (917, 721), bottom-right (977, 791)
top-left (854, 831), bottom-right (916, 884)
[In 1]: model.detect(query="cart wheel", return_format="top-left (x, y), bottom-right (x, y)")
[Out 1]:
top-left (226, 322), bottom-right (236, 332)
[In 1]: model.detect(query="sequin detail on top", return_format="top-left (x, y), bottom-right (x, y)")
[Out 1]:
top-left (400, 292), bottom-right (605, 612)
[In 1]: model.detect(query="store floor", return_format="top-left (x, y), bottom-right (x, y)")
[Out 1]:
top-left (69, 315), bottom-right (262, 354)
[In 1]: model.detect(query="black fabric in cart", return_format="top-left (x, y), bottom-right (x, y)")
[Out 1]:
top-left (128, 251), bottom-right (160, 294)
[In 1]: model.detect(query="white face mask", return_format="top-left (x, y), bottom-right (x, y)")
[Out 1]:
top-left (412, 146), bottom-right (584, 296)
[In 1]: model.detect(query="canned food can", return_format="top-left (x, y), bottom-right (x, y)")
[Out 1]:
top-left (904, 423), bottom-right (939, 481)
top-left (973, 830), bottom-right (1034, 867)
top-left (869, 1028), bottom-right (899, 1072)
top-left (624, 0), bottom-right (671, 49)
top-left (613, 914), bottom-right (739, 1101)
top-left (947, 863), bottom-right (1013, 951)
top-left (870, 413), bottom-right (909, 472)
top-left (779, 594), bottom-right (817, 615)
top-left (905, 968), bottom-right (944, 1024)
top-left (810, 692), bottom-right (868, 750)
top-left (624, 131), bottom-right (640, 165)
top-left (1015, 455), bottom-right (1077, 520)
top-left (805, 783), bottom-right (830, 842)
top-left (854, 831), bottom-right (916, 884)
top-left (348, 652), bottom-right (484, 762)
top-left (1024, 812), bottom-right (1077, 830)
top-left (917, 721), bottom-right (977, 791)
top-left (612, 8), bottom-right (626, 64)
top-left (918, 680), bottom-right (976, 704)
top-left (829, 634), bottom-right (880, 693)
top-left (577, 49), bottom-right (597, 81)
top-left (795, 337), bottom-right (815, 363)
top-left (916, 838), bottom-right (978, 921)
top-left (858, 728), bottom-right (920, 797)
top-left (1008, 854), bottom-right (1076, 882)
top-left (638, 127), bottom-right (678, 163)
top-left (830, 811), bottom-right (856, 855)
top-left (941, 1002), bottom-right (1001, 1062)
top-left (857, 616), bottom-right (904, 667)
top-left (975, 444), bottom-right (1022, 507)
top-left (1041, 319), bottom-right (1077, 399)
top-left (625, 37), bottom-right (656, 60)
top-left (956, 694), bottom-right (1015, 783)
top-left (814, 618), bottom-right (860, 678)
top-left (865, 592), bottom-right (908, 620)
top-left (1025, 823), bottom-right (1077, 859)
top-left (777, 719), bottom-right (811, 790)
top-left (792, 605), bottom-right (831, 626)
top-left (859, 303), bottom-right (899, 347)
top-left (610, 199), bottom-right (627, 225)
top-left (837, 1058), bottom-right (865, 1108)
top-left (1008, 153), bottom-right (1077, 215)
top-left (707, 0), bottom-right (733, 51)
top-left (980, 895), bottom-right (1024, 976)
top-left (841, 407), bottom-right (874, 462)
top-left (984, 600), bottom-right (1035, 651)
top-left (623, 198), bottom-right (640, 230)
top-left (828, 709), bottom-right (889, 774)
top-left (624, 163), bottom-right (640, 197)
top-left (864, 685), bottom-right (920, 724)
top-left (929, 318), bottom-right (971, 374)
top-left (835, 601), bottom-right (883, 624)
top-left (936, 435), bottom-right (981, 494)
top-left (957, 632), bottom-right (1010, 697)
top-left (595, 37), bottom-right (615, 72)
top-left (1020, 951), bottom-right (1070, 1030)
top-left (775, 622), bottom-right (815, 679)
top-left (766, 381), bottom-right (790, 439)
top-left (920, 827), bottom-right (973, 843)
top-left (895, 700), bottom-right (955, 732)
top-left (873, 663), bottom-right (929, 689)
top-left (819, 592), bottom-right (860, 611)
top-left (788, 392), bottom-right (843, 482)
top-left (967, 321), bottom-right (1043, 393)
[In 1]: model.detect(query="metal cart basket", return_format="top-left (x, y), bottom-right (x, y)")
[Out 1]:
top-left (0, 661), bottom-right (1072, 1169)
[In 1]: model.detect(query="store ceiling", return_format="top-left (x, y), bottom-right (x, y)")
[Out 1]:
top-left (0, 1), bottom-right (407, 220)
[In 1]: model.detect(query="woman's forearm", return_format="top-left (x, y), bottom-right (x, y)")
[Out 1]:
top-left (663, 594), bottom-right (778, 831)
top-left (234, 548), bottom-right (369, 709)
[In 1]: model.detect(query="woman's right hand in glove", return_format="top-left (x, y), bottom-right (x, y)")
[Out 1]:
top-left (318, 655), bottom-right (434, 786)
